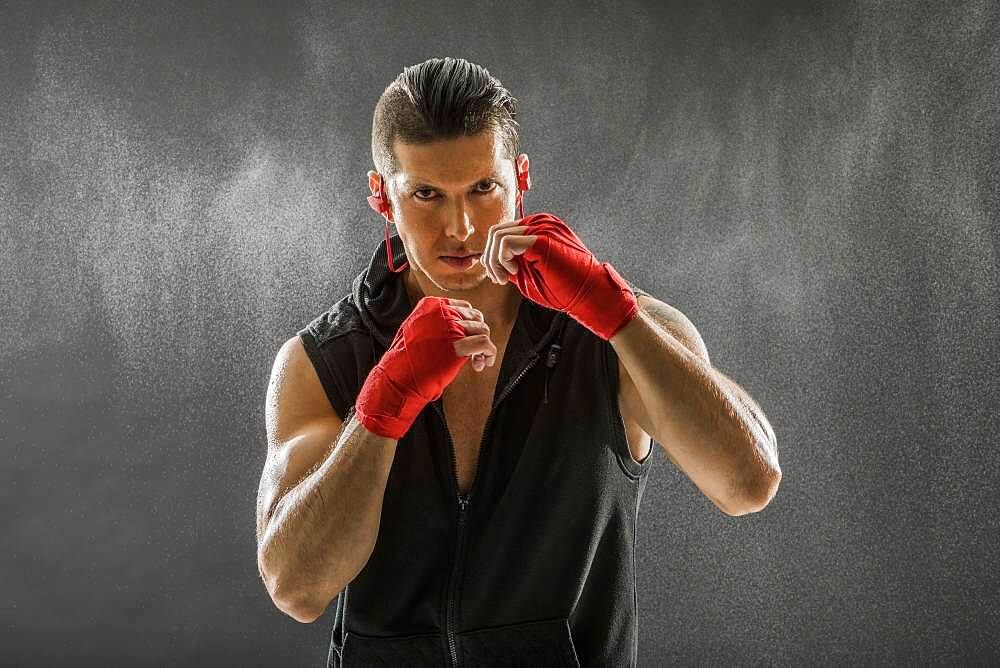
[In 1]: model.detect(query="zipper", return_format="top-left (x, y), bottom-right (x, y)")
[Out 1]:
top-left (432, 352), bottom-right (541, 668)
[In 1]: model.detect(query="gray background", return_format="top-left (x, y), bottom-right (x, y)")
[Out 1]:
top-left (2, 0), bottom-right (998, 665)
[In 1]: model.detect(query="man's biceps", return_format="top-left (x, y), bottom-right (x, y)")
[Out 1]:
top-left (259, 423), bottom-right (340, 533)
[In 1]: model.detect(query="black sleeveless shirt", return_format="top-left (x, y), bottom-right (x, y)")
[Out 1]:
top-left (297, 232), bottom-right (654, 667)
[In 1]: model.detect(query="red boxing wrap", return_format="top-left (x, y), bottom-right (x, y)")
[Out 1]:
top-left (508, 213), bottom-right (639, 341)
top-left (354, 297), bottom-right (469, 440)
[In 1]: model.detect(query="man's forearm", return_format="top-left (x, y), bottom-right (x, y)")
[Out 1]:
top-left (611, 309), bottom-right (779, 510)
top-left (258, 413), bottom-right (396, 620)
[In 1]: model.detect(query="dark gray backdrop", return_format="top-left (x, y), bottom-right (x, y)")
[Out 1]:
top-left (2, 0), bottom-right (998, 665)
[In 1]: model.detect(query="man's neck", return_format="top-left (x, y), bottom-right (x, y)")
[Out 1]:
top-left (402, 266), bottom-right (522, 333)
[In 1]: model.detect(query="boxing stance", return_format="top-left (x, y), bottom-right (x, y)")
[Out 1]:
top-left (256, 56), bottom-right (781, 666)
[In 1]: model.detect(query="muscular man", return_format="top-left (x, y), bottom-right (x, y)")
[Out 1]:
top-left (256, 57), bottom-right (781, 667)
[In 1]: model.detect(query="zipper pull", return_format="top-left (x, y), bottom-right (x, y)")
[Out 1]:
top-left (458, 496), bottom-right (469, 513)
top-left (546, 343), bottom-right (562, 368)
top-left (544, 343), bottom-right (561, 405)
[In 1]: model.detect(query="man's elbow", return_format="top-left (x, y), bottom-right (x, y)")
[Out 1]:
top-left (262, 565), bottom-right (340, 624)
top-left (272, 584), bottom-right (331, 624)
top-left (282, 601), bottom-right (325, 624)
top-left (722, 468), bottom-right (781, 516)
top-left (742, 468), bottom-right (782, 514)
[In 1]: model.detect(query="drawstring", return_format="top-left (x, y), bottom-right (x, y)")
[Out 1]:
top-left (543, 315), bottom-right (569, 404)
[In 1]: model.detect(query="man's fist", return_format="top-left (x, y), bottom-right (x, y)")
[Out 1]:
top-left (354, 297), bottom-right (496, 441)
top-left (481, 212), bottom-right (638, 341)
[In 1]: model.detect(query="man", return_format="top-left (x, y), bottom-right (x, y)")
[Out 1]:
top-left (256, 57), bottom-right (781, 667)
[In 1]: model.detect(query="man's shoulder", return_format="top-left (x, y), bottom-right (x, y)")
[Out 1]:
top-left (297, 294), bottom-right (367, 349)
top-left (290, 294), bottom-right (373, 421)
top-left (631, 293), bottom-right (711, 365)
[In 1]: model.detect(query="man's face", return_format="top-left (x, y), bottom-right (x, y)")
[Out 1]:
top-left (387, 130), bottom-right (520, 292)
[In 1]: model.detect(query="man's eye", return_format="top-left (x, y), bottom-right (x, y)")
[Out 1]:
top-left (413, 181), bottom-right (497, 201)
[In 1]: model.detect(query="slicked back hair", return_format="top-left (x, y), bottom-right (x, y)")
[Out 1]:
top-left (371, 57), bottom-right (520, 192)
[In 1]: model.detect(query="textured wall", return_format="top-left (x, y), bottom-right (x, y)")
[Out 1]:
top-left (2, 0), bottom-right (998, 664)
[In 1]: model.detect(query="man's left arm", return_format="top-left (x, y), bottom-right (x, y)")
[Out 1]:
top-left (610, 290), bottom-right (781, 516)
top-left (478, 212), bottom-right (780, 513)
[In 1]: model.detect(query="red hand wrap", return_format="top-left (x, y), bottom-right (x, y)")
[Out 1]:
top-left (509, 213), bottom-right (639, 340)
top-left (354, 297), bottom-right (469, 440)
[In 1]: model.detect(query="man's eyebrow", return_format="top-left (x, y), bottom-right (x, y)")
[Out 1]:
top-left (403, 173), bottom-right (502, 189)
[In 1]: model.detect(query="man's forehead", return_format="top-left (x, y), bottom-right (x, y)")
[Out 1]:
top-left (401, 167), bottom-right (505, 188)
top-left (392, 133), bottom-right (511, 187)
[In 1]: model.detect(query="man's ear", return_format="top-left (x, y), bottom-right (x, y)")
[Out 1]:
top-left (366, 170), bottom-right (394, 223)
top-left (515, 154), bottom-right (530, 191)
top-left (513, 154), bottom-right (530, 211)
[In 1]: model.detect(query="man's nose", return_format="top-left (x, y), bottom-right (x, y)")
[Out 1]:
top-left (444, 203), bottom-right (474, 240)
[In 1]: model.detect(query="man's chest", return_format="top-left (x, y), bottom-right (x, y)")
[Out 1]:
top-left (441, 361), bottom-right (501, 497)
top-left (439, 344), bottom-right (651, 498)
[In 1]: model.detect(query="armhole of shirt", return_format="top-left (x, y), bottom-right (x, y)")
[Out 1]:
top-left (297, 328), bottom-right (353, 423)
top-left (626, 281), bottom-right (661, 463)
top-left (602, 336), bottom-right (654, 479)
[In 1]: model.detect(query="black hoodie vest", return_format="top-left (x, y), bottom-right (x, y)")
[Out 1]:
top-left (296, 233), bottom-right (654, 667)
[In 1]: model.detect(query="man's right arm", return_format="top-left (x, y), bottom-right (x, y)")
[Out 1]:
top-left (256, 336), bottom-right (397, 624)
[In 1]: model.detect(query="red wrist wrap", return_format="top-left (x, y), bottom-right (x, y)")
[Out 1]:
top-left (354, 297), bottom-right (469, 440)
top-left (510, 213), bottom-right (639, 341)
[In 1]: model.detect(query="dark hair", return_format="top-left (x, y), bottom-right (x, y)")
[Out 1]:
top-left (371, 57), bottom-right (520, 189)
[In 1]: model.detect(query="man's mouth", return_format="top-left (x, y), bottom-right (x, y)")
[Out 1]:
top-left (440, 253), bottom-right (482, 269)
